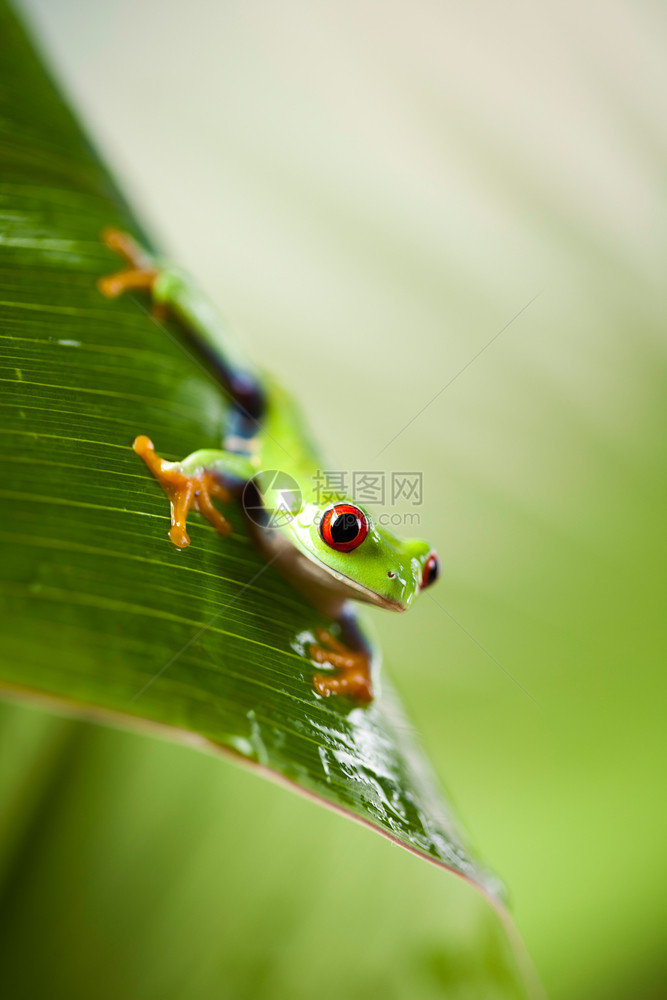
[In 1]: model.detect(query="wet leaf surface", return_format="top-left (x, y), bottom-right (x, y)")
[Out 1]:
top-left (0, 3), bottom-right (501, 901)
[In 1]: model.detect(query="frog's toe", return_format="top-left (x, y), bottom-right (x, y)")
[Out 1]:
top-left (168, 522), bottom-right (191, 548)
top-left (313, 668), bottom-right (373, 703)
top-left (98, 266), bottom-right (157, 298)
top-left (309, 629), bottom-right (373, 702)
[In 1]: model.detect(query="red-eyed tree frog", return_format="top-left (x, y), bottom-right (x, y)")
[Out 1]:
top-left (99, 230), bottom-right (440, 703)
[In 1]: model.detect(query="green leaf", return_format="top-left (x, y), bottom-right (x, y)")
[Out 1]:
top-left (0, 1), bottom-right (503, 908)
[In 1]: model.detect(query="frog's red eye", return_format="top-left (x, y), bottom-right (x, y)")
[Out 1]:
top-left (421, 551), bottom-right (440, 589)
top-left (319, 504), bottom-right (369, 552)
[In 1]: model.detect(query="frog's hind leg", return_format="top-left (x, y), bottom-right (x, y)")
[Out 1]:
top-left (309, 610), bottom-right (374, 703)
top-left (98, 229), bottom-right (160, 300)
top-left (133, 435), bottom-right (233, 549)
top-left (98, 228), bottom-right (265, 424)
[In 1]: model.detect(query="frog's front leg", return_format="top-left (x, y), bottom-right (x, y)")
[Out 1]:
top-left (133, 436), bottom-right (253, 548)
top-left (309, 609), bottom-right (375, 703)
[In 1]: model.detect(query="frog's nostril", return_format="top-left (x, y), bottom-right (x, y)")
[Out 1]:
top-left (387, 570), bottom-right (396, 578)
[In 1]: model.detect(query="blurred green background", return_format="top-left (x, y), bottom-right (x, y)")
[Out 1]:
top-left (4, 1), bottom-right (666, 997)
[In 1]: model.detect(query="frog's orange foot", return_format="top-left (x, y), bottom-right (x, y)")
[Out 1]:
top-left (98, 228), bottom-right (158, 299)
top-left (310, 628), bottom-right (373, 703)
top-left (133, 435), bottom-right (232, 548)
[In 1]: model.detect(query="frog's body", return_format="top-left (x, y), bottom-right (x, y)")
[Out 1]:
top-left (99, 229), bottom-right (440, 702)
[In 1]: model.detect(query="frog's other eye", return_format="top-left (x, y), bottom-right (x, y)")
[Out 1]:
top-left (320, 504), bottom-right (369, 552)
top-left (421, 551), bottom-right (440, 589)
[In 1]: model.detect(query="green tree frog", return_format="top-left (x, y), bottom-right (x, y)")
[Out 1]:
top-left (99, 229), bottom-right (440, 703)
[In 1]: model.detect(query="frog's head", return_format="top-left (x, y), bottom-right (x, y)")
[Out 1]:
top-left (288, 501), bottom-right (440, 611)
